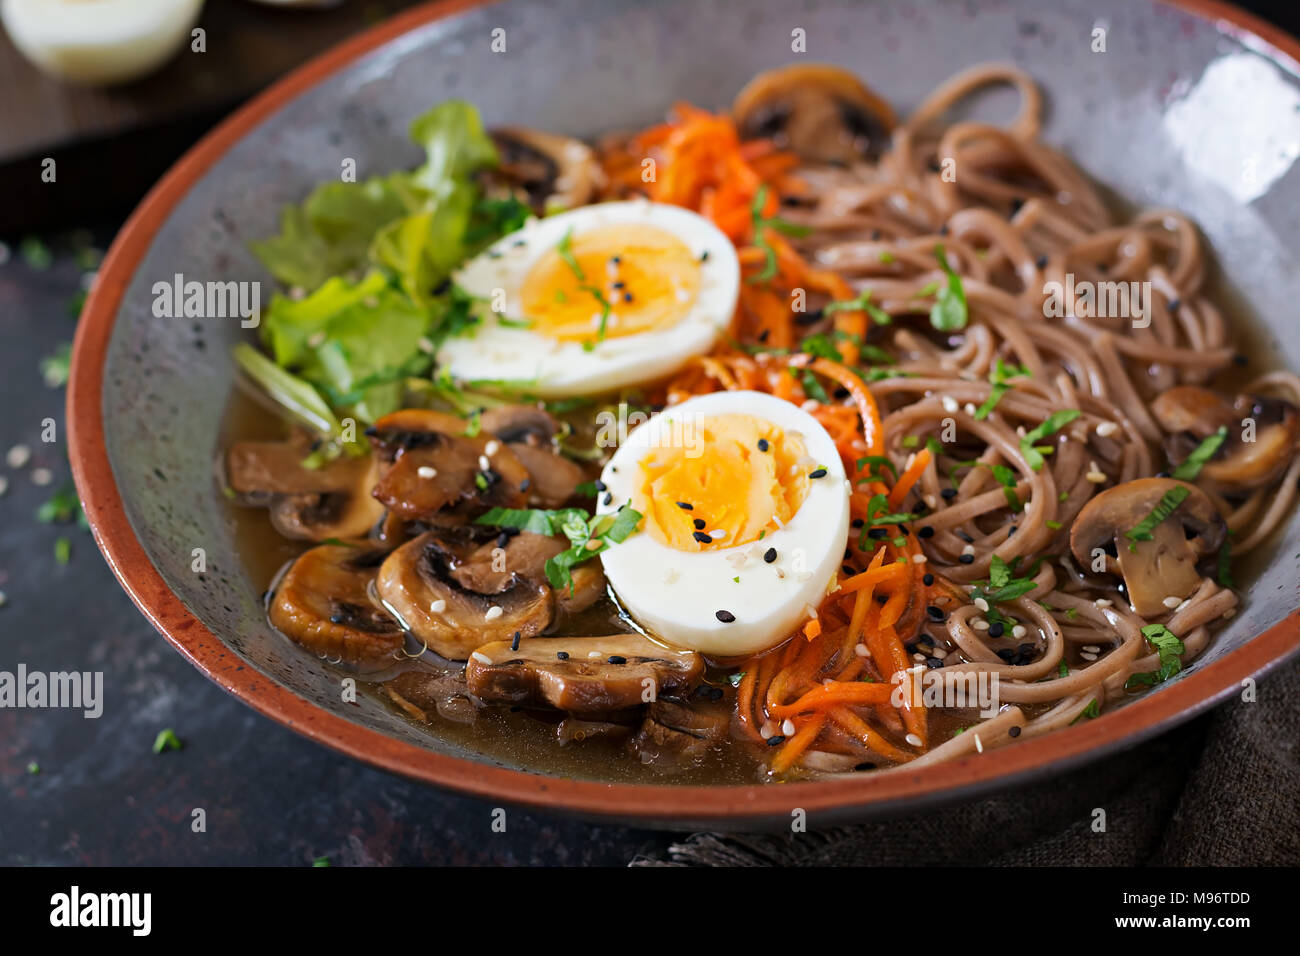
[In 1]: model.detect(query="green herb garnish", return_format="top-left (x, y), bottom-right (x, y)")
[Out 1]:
top-left (929, 244), bottom-right (968, 331)
top-left (747, 185), bottom-right (811, 283)
top-left (974, 358), bottom-right (1030, 420)
top-left (153, 729), bottom-right (183, 754)
top-left (475, 504), bottom-right (643, 593)
top-left (1124, 485), bottom-right (1190, 552)
top-left (1171, 426), bottom-right (1228, 480)
top-left (1020, 409), bottom-right (1080, 470)
top-left (1125, 624), bottom-right (1186, 688)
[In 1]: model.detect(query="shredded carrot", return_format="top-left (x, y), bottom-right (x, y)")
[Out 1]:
top-left (889, 447), bottom-right (932, 511)
top-left (803, 618), bottom-right (822, 641)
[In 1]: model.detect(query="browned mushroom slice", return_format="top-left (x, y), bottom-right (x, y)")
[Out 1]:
top-left (268, 459), bottom-right (384, 540)
top-left (1152, 386), bottom-right (1300, 491)
top-left (269, 543), bottom-right (403, 669)
top-left (483, 128), bottom-right (601, 215)
top-left (732, 64), bottom-right (897, 164)
top-left (227, 440), bottom-right (364, 495)
top-left (556, 717), bottom-right (634, 746)
top-left (1069, 477), bottom-right (1225, 617)
top-left (479, 404), bottom-right (586, 507)
top-left (630, 698), bottom-right (730, 767)
top-left (465, 634), bottom-right (704, 715)
top-left (367, 409), bottom-right (528, 523)
top-left (376, 531), bottom-right (554, 661)
top-left (384, 669), bottom-right (480, 724)
top-left (554, 562), bottom-right (607, 618)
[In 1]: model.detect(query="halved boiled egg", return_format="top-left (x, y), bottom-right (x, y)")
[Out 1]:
top-left (1, 0), bottom-right (203, 86)
top-left (595, 390), bottom-right (850, 657)
top-left (437, 200), bottom-right (739, 397)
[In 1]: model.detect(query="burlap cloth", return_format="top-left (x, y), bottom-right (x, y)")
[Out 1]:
top-left (633, 655), bottom-right (1300, 866)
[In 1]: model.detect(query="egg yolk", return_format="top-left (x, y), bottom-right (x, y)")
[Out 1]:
top-left (519, 224), bottom-right (701, 342)
top-left (633, 414), bottom-right (812, 552)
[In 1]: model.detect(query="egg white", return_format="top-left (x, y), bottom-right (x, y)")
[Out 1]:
top-left (596, 390), bottom-right (851, 657)
top-left (437, 200), bottom-right (740, 397)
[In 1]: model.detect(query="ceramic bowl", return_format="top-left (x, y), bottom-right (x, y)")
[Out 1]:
top-left (69, 0), bottom-right (1300, 827)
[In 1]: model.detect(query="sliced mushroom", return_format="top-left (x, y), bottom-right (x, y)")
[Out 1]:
top-left (554, 562), bottom-right (607, 618)
top-left (1069, 477), bottom-right (1225, 617)
top-left (451, 531), bottom-right (569, 593)
top-left (556, 717), bottom-right (634, 746)
top-left (732, 64), bottom-right (896, 164)
top-left (367, 409), bottom-right (529, 525)
top-left (629, 697), bottom-right (730, 767)
top-left (483, 128), bottom-right (601, 215)
top-left (376, 530), bottom-right (554, 661)
top-left (384, 669), bottom-right (480, 725)
top-left (479, 404), bottom-right (586, 507)
top-left (227, 440), bottom-right (384, 542)
top-left (268, 543), bottom-right (403, 669)
top-left (465, 633), bottom-right (704, 714)
top-left (1152, 386), bottom-right (1300, 491)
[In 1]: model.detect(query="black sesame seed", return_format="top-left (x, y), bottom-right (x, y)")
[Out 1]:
top-left (766, 735), bottom-right (786, 746)
top-left (1008, 725), bottom-right (1022, 738)
top-left (511, 631), bottom-right (521, 651)
top-left (692, 530), bottom-right (712, 544)
top-left (855, 761), bottom-right (877, 771)
top-left (594, 479), bottom-right (607, 492)
top-left (608, 655), bottom-right (627, 664)
top-left (957, 531), bottom-right (975, 543)
top-left (758, 328), bottom-right (770, 343)
top-left (918, 525), bottom-right (935, 538)
top-left (996, 649), bottom-right (1016, 662)
top-left (496, 531), bottom-right (510, 548)
top-left (1035, 254), bottom-right (1048, 269)
top-left (851, 518), bottom-right (864, 528)
top-left (694, 518), bottom-right (706, 530)
top-left (716, 609), bottom-right (736, 623)
top-left (1167, 297), bottom-right (1181, 312)
top-left (676, 501), bottom-right (693, 510)
top-left (809, 468), bottom-right (828, 479)
top-left (842, 564), bottom-right (856, 576)
top-left (868, 528), bottom-right (887, 540)
top-left (926, 605), bottom-right (946, 622)
top-left (603, 492), bottom-right (613, 506)
top-left (519, 478), bottom-right (531, 492)
top-left (926, 657), bottom-right (945, 669)
top-left (959, 553), bottom-right (975, 564)
top-left (757, 438), bottom-right (770, 452)
top-left (764, 547), bottom-right (777, 563)
top-left (988, 622), bottom-right (1005, 638)
top-left (922, 573), bottom-right (935, 586)
top-left (699, 250), bottom-right (710, 262)
top-left (623, 293), bottom-right (634, 303)
top-left (556, 651), bottom-right (569, 660)
top-left (941, 487), bottom-right (957, 500)
top-left (709, 686), bottom-right (724, 701)
top-left (1233, 353), bottom-right (1248, 367)
top-left (1019, 642), bottom-right (1036, 655)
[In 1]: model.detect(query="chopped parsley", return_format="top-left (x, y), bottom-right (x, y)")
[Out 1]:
top-left (747, 185), bottom-right (811, 283)
top-left (556, 229), bottom-right (614, 350)
top-left (1171, 426), bottom-right (1228, 480)
top-left (974, 358), bottom-right (1031, 420)
top-left (1020, 409), bottom-right (1080, 470)
top-left (856, 455), bottom-right (899, 482)
top-left (929, 244), bottom-right (968, 331)
top-left (152, 729), bottom-right (183, 754)
top-left (1217, 538), bottom-right (1236, 589)
top-left (1071, 699), bottom-right (1101, 723)
top-left (1124, 485), bottom-right (1191, 552)
top-left (1125, 624), bottom-right (1186, 689)
top-left (971, 554), bottom-right (1040, 607)
top-left (475, 504), bottom-right (643, 593)
top-left (822, 287), bottom-right (892, 326)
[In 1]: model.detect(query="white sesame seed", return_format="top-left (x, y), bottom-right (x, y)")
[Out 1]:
top-left (1085, 461), bottom-right (1107, 483)
top-left (1096, 421), bottom-right (1119, 437)
top-left (709, 528), bottom-right (727, 540)
top-left (484, 440), bottom-right (500, 456)
top-left (760, 721), bottom-right (776, 739)
top-left (484, 605), bottom-right (503, 621)
top-left (912, 554), bottom-right (928, 564)
top-left (804, 604), bottom-right (819, 620)
top-left (478, 455), bottom-right (491, 471)
top-left (417, 466), bottom-right (437, 479)
top-left (1081, 651), bottom-right (1098, 661)
top-left (974, 733), bottom-right (984, 754)
top-left (6, 444), bottom-right (31, 468)
top-left (431, 599), bottom-right (447, 613)
top-left (964, 403), bottom-right (977, 416)
top-left (1082, 644), bottom-right (1100, 653)
top-left (31, 467), bottom-right (52, 486)
top-left (905, 733), bottom-right (923, 747)
top-left (782, 719), bottom-right (796, 737)
top-left (962, 544), bottom-right (975, 556)
top-left (1013, 625), bottom-right (1028, 639)
top-left (471, 652), bottom-right (492, 664)
top-left (913, 653), bottom-right (927, 663)
top-left (941, 396), bottom-right (959, 413)
top-left (1095, 598), bottom-right (1113, 608)
top-left (795, 571), bottom-right (813, 582)
top-left (1162, 595), bottom-right (1181, 609)
top-left (974, 597), bottom-right (990, 612)
top-left (972, 618), bottom-right (989, 631)
top-left (588, 651), bottom-right (602, 658)
top-left (854, 643), bottom-right (869, 657)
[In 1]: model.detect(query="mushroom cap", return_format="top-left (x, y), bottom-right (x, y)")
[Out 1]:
top-left (376, 531), bottom-right (555, 661)
top-left (268, 543), bottom-right (404, 669)
top-left (1069, 477), bottom-right (1225, 617)
top-left (485, 127), bottom-right (602, 214)
top-left (1152, 386), bottom-right (1300, 491)
top-left (732, 63), bottom-right (896, 164)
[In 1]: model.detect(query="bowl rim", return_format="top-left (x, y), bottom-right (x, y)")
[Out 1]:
top-left (68, 0), bottom-right (1300, 826)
